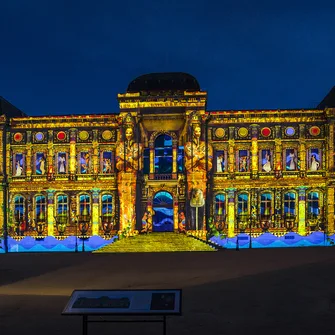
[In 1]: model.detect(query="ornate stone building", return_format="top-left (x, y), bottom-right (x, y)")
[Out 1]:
top-left (1, 73), bottom-right (335, 245)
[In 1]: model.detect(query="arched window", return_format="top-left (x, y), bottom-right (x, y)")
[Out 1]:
top-left (237, 193), bottom-right (249, 214)
top-left (177, 146), bottom-right (184, 173)
top-left (14, 195), bottom-right (25, 221)
top-left (284, 192), bottom-right (296, 215)
top-left (79, 194), bottom-right (91, 216)
top-left (260, 193), bottom-right (272, 216)
top-left (307, 191), bottom-right (320, 216)
top-left (143, 148), bottom-right (150, 174)
top-left (35, 195), bottom-right (47, 221)
top-left (215, 193), bottom-right (226, 216)
top-left (154, 134), bottom-right (173, 174)
top-left (102, 194), bottom-right (113, 215)
top-left (57, 194), bottom-right (68, 215)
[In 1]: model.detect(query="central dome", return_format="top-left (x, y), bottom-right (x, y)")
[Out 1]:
top-left (127, 72), bottom-right (200, 92)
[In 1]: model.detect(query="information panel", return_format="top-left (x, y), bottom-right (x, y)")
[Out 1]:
top-left (62, 289), bottom-right (182, 315)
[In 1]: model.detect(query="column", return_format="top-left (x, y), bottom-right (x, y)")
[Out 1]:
top-left (174, 198), bottom-right (179, 231)
top-left (69, 129), bottom-right (76, 175)
top-left (47, 130), bottom-right (54, 174)
top-left (299, 124), bottom-right (306, 175)
top-left (92, 130), bottom-right (99, 174)
top-left (91, 188), bottom-right (100, 235)
top-left (0, 184), bottom-right (4, 234)
top-left (26, 131), bottom-right (32, 178)
top-left (274, 137), bottom-right (282, 171)
top-left (251, 125), bottom-right (258, 178)
top-left (146, 190), bottom-right (153, 232)
top-left (298, 187), bottom-right (307, 236)
top-left (327, 187), bottom-right (334, 234)
top-left (47, 189), bottom-right (56, 236)
top-left (228, 128), bottom-right (235, 176)
top-left (328, 123), bottom-right (334, 172)
top-left (149, 142), bottom-right (154, 178)
top-left (172, 140), bottom-right (177, 177)
top-left (227, 188), bottom-right (236, 237)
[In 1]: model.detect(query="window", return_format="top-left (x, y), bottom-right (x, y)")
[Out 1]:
top-left (102, 194), bottom-right (113, 215)
top-left (215, 150), bottom-right (227, 173)
top-left (79, 194), bottom-right (91, 216)
top-left (285, 148), bottom-right (298, 171)
top-left (260, 149), bottom-right (273, 172)
top-left (177, 146), bottom-right (184, 173)
top-left (215, 194), bottom-right (226, 216)
top-left (57, 194), bottom-right (68, 215)
top-left (57, 152), bottom-right (68, 174)
top-left (13, 153), bottom-right (25, 177)
top-left (284, 192), bottom-right (296, 215)
top-left (260, 193), bottom-right (272, 216)
top-left (35, 195), bottom-right (46, 221)
top-left (101, 151), bottom-right (113, 174)
top-left (307, 148), bottom-right (321, 171)
top-left (78, 151), bottom-right (91, 174)
top-left (143, 148), bottom-right (150, 174)
top-left (237, 150), bottom-right (250, 172)
top-left (35, 153), bottom-right (47, 175)
top-left (14, 195), bottom-right (25, 221)
top-left (307, 192), bottom-right (320, 216)
top-left (154, 134), bottom-right (172, 174)
top-left (237, 193), bottom-right (249, 214)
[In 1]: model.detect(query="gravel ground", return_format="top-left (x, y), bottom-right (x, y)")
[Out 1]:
top-left (0, 247), bottom-right (335, 335)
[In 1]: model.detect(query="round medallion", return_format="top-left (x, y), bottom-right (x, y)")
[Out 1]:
top-left (309, 126), bottom-right (320, 136)
top-left (57, 131), bottom-right (66, 141)
top-left (285, 127), bottom-right (295, 136)
top-left (102, 130), bottom-right (112, 141)
top-left (13, 133), bottom-right (23, 142)
top-left (238, 127), bottom-right (248, 138)
top-left (79, 130), bottom-right (89, 141)
top-left (261, 127), bottom-right (271, 137)
top-left (35, 132), bottom-right (44, 141)
top-left (215, 128), bottom-right (225, 138)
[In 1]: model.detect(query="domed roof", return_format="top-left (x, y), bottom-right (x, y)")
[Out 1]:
top-left (127, 72), bottom-right (200, 92)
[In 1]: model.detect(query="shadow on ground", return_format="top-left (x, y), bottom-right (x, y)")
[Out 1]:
top-left (1, 248), bottom-right (335, 334)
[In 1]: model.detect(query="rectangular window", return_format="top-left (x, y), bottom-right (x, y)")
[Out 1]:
top-left (237, 150), bottom-right (250, 172)
top-left (13, 153), bottom-right (25, 177)
top-left (57, 152), bottom-right (68, 174)
top-left (101, 151), bottom-right (113, 174)
top-left (260, 149), bottom-right (273, 172)
top-left (307, 148), bottom-right (321, 171)
top-left (78, 151), bottom-right (91, 174)
top-left (215, 150), bottom-right (227, 173)
top-left (35, 152), bottom-right (47, 175)
top-left (285, 148), bottom-right (298, 171)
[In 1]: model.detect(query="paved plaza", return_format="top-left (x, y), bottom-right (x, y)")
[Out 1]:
top-left (1, 247), bottom-right (335, 335)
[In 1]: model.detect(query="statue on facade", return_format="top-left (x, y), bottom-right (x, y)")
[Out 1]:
top-left (184, 112), bottom-right (213, 230)
top-left (116, 113), bottom-right (143, 233)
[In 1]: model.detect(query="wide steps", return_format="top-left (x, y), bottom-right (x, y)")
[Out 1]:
top-left (94, 232), bottom-right (216, 253)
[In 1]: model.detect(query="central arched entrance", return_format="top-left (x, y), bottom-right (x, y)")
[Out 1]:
top-left (153, 191), bottom-right (174, 232)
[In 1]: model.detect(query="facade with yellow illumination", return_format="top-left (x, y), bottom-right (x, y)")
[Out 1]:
top-left (1, 73), bottom-right (335, 249)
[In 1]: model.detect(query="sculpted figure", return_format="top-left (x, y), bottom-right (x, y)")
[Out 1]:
top-left (184, 114), bottom-right (213, 231)
top-left (185, 123), bottom-right (213, 172)
top-left (115, 114), bottom-right (143, 233)
top-left (116, 127), bottom-right (142, 172)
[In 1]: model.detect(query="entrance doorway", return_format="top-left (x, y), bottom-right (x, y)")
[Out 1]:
top-left (152, 191), bottom-right (174, 232)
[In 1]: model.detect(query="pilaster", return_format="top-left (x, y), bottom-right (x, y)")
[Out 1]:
top-left (47, 189), bottom-right (56, 236)
top-left (227, 188), bottom-right (236, 237)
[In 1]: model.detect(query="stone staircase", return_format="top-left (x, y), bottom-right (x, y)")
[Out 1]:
top-left (94, 232), bottom-right (217, 253)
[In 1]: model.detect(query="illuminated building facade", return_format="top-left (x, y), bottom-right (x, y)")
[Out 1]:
top-left (1, 73), bottom-right (335, 249)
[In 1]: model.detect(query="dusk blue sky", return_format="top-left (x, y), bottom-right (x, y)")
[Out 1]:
top-left (1, 0), bottom-right (335, 116)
